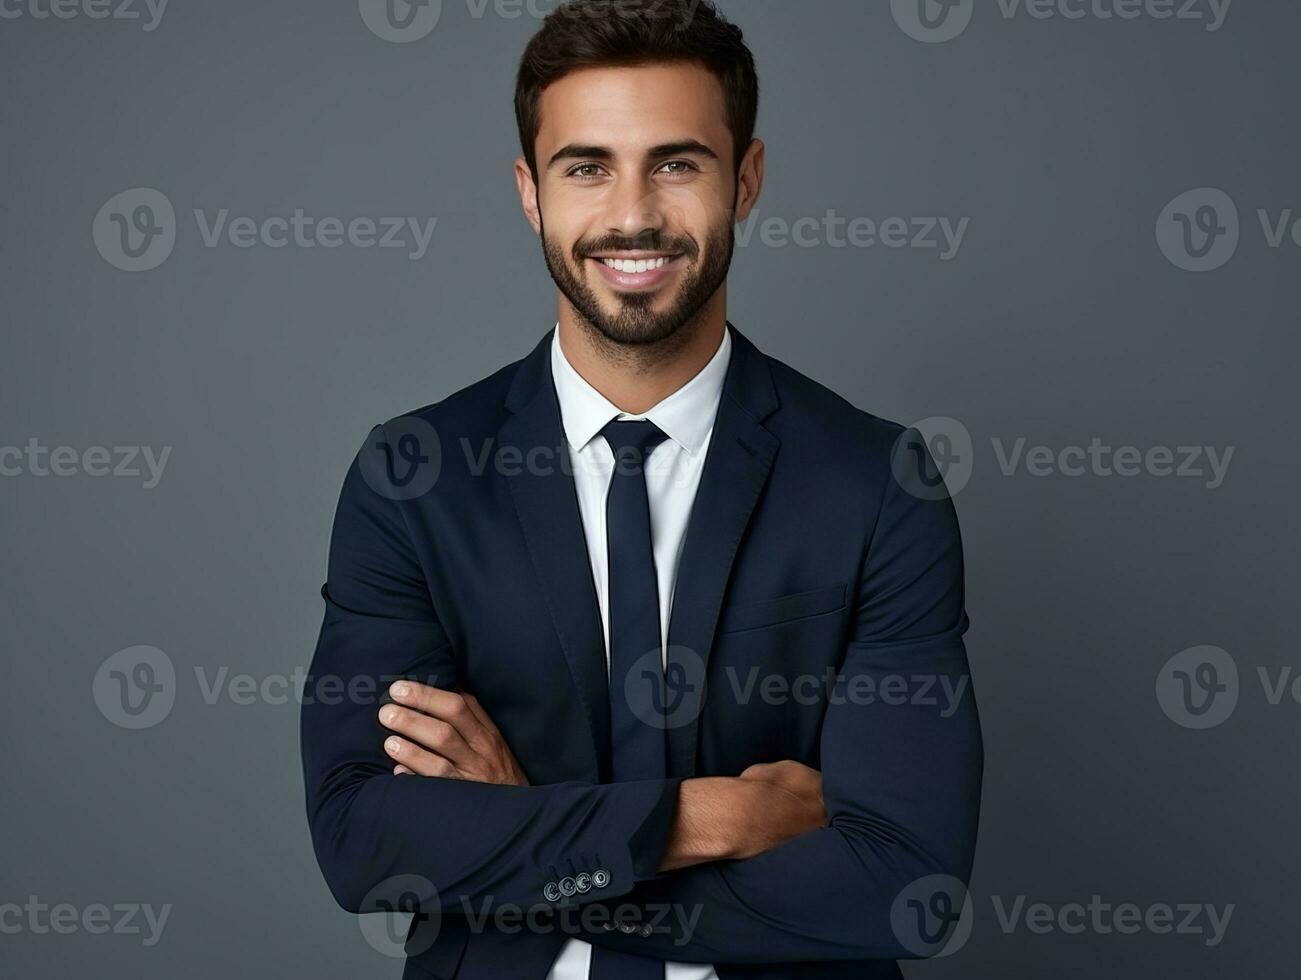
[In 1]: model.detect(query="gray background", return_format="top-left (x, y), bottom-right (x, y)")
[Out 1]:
top-left (1, 0), bottom-right (1295, 976)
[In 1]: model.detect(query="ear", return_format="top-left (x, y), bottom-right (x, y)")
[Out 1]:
top-left (733, 138), bottom-right (766, 224)
top-left (514, 157), bottom-right (542, 235)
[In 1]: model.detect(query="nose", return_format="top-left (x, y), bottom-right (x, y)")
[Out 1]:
top-left (605, 173), bottom-right (666, 241)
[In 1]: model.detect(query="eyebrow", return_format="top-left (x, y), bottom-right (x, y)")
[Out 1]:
top-left (546, 139), bottom-right (720, 171)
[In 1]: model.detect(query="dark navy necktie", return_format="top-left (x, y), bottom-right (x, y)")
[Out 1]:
top-left (591, 419), bottom-right (669, 980)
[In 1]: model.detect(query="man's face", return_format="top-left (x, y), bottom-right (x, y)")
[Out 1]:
top-left (528, 62), bottom-right (739, 347)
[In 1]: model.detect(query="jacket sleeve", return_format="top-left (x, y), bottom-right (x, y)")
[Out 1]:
top-left (300, 425), bottom-right (683, 915)
top-left (569, 431), bottom-right (984, 962)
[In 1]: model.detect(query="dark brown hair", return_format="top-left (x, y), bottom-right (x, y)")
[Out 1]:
top-left (514, 0), bottom-right (759, 179)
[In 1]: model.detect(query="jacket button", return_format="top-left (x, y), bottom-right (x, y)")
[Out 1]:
top-left (542, 882), bottom-right (561, 902)
top-left (638, 923), bottom-right (653, 938)
top-left (600, 921), bottom-right (616, 932)
top-left (618, 921), bottom-right (637, 934)
top-left (591, 868), bottom-right (610, 889)
top-left (575, 872), bottom-right (592, 894)
top-left (558, 876), bottom-right (577, 897)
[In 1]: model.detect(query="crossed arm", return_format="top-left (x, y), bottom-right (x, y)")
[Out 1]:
top-left (301, 438), bottom-right (983, 963)
top-left (378, 681), bottom-right (828, 873)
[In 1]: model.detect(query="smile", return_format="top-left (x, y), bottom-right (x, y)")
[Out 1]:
top-left (588, 252), bottom-right (686, 291)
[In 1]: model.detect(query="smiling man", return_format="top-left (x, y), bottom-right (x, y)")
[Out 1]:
top-left (300, 2), bottom-right (983, 978)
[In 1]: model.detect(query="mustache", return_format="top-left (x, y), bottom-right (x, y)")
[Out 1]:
top-left (577, 236), bottom-right (695, 258)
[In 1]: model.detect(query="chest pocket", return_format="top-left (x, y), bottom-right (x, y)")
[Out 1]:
top-left (716, 582), bottom-right (847, 634)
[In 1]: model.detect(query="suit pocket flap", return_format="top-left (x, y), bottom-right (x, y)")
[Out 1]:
top-left (717, 582), bottom-right (847, 634)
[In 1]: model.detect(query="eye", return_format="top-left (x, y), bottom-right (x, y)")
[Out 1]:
top-left (658, 160), bottom-right (698, 177)
top-left (567, 164), bottom-right (607, 182)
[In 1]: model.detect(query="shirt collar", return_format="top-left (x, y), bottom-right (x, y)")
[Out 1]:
top-left (550, 322), bottom-right (732, 457)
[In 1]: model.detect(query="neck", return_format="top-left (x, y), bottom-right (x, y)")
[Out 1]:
top-left (557, 291), bottom-right (727, 415)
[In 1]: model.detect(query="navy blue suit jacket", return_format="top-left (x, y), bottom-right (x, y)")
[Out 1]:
top-left (300, 323), bottom-right (983, 979)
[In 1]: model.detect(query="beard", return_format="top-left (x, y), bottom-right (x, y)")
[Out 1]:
top-left (539, 209), bottom-right (735, 349)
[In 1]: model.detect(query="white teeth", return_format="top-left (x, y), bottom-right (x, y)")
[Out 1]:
top-left (602, 256), bottom-right (672, 273)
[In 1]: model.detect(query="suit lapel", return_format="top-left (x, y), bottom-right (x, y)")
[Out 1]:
top-left (665, 323), bottom-right (780, 777)
top-left (500, 331), bottom-right (612, 782)
top-left (500, 323), bottom-right (782, 783)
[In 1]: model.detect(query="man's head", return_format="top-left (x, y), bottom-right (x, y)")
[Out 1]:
top-left (513, 0), bottom-right (762, 350)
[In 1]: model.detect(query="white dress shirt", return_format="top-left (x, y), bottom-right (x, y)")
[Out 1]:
top-left (545, 323), bottom-right (730, 980)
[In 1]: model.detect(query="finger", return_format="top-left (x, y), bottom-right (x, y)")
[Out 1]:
top-left (379, 703), bottom-right (479, 770)
top-left (383, 736), bottom-right (460, 779)
top-left (460, 692), bottom-right (502, 736)
top-left (390, 681), bottom-right (488, 743)
top-left (393, 764), bottom-right (415, 776)
top-left (458, 692), bottom-right (512, 759)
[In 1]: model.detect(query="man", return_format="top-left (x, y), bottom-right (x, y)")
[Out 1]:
top-left (300, 1), bottom-right (983, 977)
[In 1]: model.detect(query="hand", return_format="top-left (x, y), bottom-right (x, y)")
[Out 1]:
top-left (379, 681), bottom-right (529, 786)
top-left (658, 761), bottom-right (826, 872)
top-left (738, 759), bottom-right (825, 810)
top-left (733, 760), bottom-right (826, 857)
